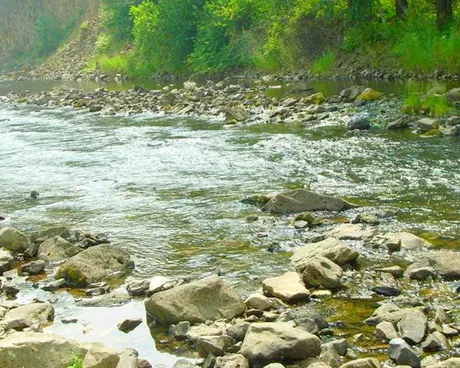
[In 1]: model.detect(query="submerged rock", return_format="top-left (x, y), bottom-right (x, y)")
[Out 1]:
top-left (261, 190), bottom-right (356, 215)
top-left (145, 275), bottom-right (245, 325)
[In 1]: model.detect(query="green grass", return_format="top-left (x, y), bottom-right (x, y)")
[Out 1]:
top-left (310, 51), bottom-right (336, 75)
top-left (88, 54), bottom-right (133, 75)
top-left (66, 353), bottom-right (83, 368)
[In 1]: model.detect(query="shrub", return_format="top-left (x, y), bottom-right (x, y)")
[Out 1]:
top-left (310, 51), bottom-right (336, 74)
top-left (66, 353), bottom-right (83, 368)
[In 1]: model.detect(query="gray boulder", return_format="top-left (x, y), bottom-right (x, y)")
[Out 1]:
top-left (375, 321), bottom-right (398, 341)
top-left (417, 118), bottom-right (439, 132)
top-left (292, 238), bottom-right (359, 271)
top-left (431, 358), bottom-right (460, 368)
top-left (0, 332), bottom-right (119, 368)
top-left (347, 114), bottom-right (370, 130)
top-left (339, 358), bottom-right (380, 368)
top-left (421, 332), bottom-right (448, 352)
top-left (364, 303), bottom-right (404, 326)
top-left (21, 260), bottom-right (45, 275)
top-left (145, 275), bottom-right (245, 325)
top-left (398, 309), bottom-right (427, 345)
top-left (240, 322), bottom-right (321, 363)
top-left (0, 249), bottom-right (14, 274)
top-left (0, 227), bottom-right (30, 253)
top-left (424, 251), bottom-right (460, 280)
top-left (196, 335), bottom-right (235, 357)
top-left (302, 256), bottom-right (343, 289)
top-left (226, 106), bottom-right (251, 123)
top-left (2, 302), bottom-right (54, 330)
top-left (55, 244), bottom-right (134, 287)
top-left (261, 189), bottom-right (356, 215)
top-left (30, 227), bottom-right (71, 243)
top-left (37, 236), bottom-right (82, 263)
top-left (215, 354), bottom-right (249, 368)
top-left (388, 338), bottom-right (420, 368)
top-left (262, 272), bottom-right (310, 303)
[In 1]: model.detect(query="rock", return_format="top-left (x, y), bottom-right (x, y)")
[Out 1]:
top-left (186, 323), bottom-right (224, 342)
top-left (357, 88), bottom-right (383, 101)
top-left (196, 335), bottom-right (235, 357)
top-left (42, 278), bottom-right (66, 291)
top-left (398, 309), bottom-right (427, 345)
top-left (351, 213), bottom-right (380, 225)
top-left (371, 287), bottom-right (401, 297)
top-left (421, 331), bottom-right (448, 352)
top-left (431, 358), bottom-right (460, 368)
top-left (76, 293), bottom-right (131, 308)
top-left (339, 86), bottom-right (366, 101)
top-left (226, 106), bottom-right (251, 123)
top-left (347, 113), bottom-right (370, 130)
top-left (37, 236), bottom-right (82, 263)
top-left (145, 275), bottom-right (245, 325)
top-left (302, 256), bottom-right (343, 289)
top-left (55, 244), bottom-right (134, 287)
top-left (376, 266), bottom-right (404, 278)
top-left (386, 117), bottom-right (409, 130)
top-left (424, 250), bottom-right (460, 280)
top-left (439, 124), bottom-right (460, 136)
top-left (127, 279), bottom-right (150, 296)
top-left (30, 190), bottom-right (39, 199)
top-left (0, 227), bottom-right (30, 253)
top-left (116, 348), bottom-right (138, 368)
top-left (339, 358), bottom-right (380, 368)
top-left (364, 303), bottom-right (404, 326)
top-left (226, 322), bottom-right (250, 342)
top-left (117, 318), bottom-right (142, 333)
top-left (417, 118), bottom-right (439, 132)
top-left (2, 302), bottom-right (54, 329)
top-left (0, 249), bottom-right (14, 274)
top-left (261, 189), bottom-right (356, 215)
top-left (388, 338), bottom-right (420, 368)
top-left (183, 81), bottom-right (197, 92)
top-left (325, 224), bottom-right (374, 240)
top-left (0, 332), bottom-right (120, 368)
top-left (306, 92), bottom-right (326, 105)
top-left (323, 339), bottom-right (348, 357)
top-left (245, 293), bottom-right (274, 311)
top-left (404, 262), bottom-right (437, 281)
top-left (240, 322), bottom-right (321, 364)
top-left (375, 321), bottom-right (399, 341)
top-left (21, 260), bottom-right (45, 275)
top-left (173, 360), bottom-right (197, 368)
top-left (446, 88), bottom-right (460, 104)
top-left (292, 238), bottom-right (359, 271)
top-left (262, 272), bottom-right (310, 303)
top-left (384, 232), bottom-right (432, 252)
top-left (169, 321), bottom-right (191, 339)
top-left (434, 307), bottom-right (448, 325)
top-left (262, 364), bottom-right (285, 368)
top-left (149, 276), bottom-right (175, 294)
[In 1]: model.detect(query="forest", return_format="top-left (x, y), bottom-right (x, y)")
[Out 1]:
top-left (89, 0), bottom-right (460, 76)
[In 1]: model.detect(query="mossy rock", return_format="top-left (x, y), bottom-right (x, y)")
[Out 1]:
top-left (55, 263), bottom-right (87, 287)
top-left (291, 212), bottom-right (317, 227)
top-left (241, 194), bottom-right (272, 207)
top-left (15, 97), bottom-right (28, 104)
top-left (420, 129), bottom-right (440, 138)
top-left (306, 92), bottom-right (325, 105)
top-left (357, 88), bottom-right (383, 101)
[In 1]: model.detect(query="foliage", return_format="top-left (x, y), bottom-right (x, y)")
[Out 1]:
top-left (311, 51), bottom-right (336, 74)
top-left (401, 82), bottom-right (451, 116)
top-left (66, 353), bottom-right (83, 368)
top-left (88, 54), bottom-right (133, 75)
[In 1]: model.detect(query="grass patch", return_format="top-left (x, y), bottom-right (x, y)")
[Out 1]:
top-left (88, 54), bottom-right (133, 75)
top-left (310, 51), bottom-right (336, 75)
top-left (66, 353), bottom-right (83, 368)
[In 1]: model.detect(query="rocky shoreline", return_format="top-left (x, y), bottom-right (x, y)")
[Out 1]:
top-left (0, 188), bottom-right (459, 368)
top-left (1, 80), bottom-right (460, 137)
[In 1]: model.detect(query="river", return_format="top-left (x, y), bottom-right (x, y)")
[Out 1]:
top-left (0, 79), bottom-right (459, 366)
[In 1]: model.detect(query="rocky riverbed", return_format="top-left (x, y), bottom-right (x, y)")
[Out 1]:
top-left (0, 187), bottom-right (459, 368)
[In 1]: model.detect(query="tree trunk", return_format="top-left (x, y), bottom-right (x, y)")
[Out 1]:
top-left (435, 0), bottom-right (453, 30)
top-left (395, 0), bottom-right (408, 19)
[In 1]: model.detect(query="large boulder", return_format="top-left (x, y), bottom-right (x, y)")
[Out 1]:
top-left (424, 251), bottom-right (460, 280)
top-left (0, 227), bottom-right (30, 253)
top-left (292, 238), bottom-right (359, 271)
top-left (301, 256), bottom-right (343, 289)
top-left (145, 275), bottom-right (245, 325)
top-left (240, 322), bottom-right (321, 364)
top-left (0, 249), bottom-right (14, 274)
top-left (55, 244), bottom-right (134, 287)
top-left (30, 227), bottom-right (71, 243)
top-left (37, 236), bottom-right (82, 263)
top-left (2, 302), bottom-right (54, 330)
top-left (388, 338), bottom-right (420, 368)
top-left (261, 190), bottom-right (356, 215)
top-left (262, 272), bottom-right (310, 303)
top-left (431, 358), bottom-right (460, 368)
top-left (384, 232), bottom-right (432, 252)
top-left (0, 332), bottom-right (119, 368)
top-left (398, 308), bottom-right (427, 345)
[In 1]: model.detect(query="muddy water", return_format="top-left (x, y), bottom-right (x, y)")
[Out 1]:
top-left (0, 80), bottom-right (459, 365)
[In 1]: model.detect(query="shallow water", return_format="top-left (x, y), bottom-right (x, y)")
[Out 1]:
top-left (0, 80), bottom-right (459, 364)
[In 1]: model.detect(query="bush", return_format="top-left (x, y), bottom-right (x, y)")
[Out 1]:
top-left (66, 353), bottom-right (83, 368)
top-left (89, 54), bottom-right (133, 75)
top-left (310, 51), bottom-right (336, 74)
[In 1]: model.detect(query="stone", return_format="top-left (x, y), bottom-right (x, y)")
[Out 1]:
top-left (55, 244), bottom-right (134, 287)
top-left (0, 227), bottom-right (30, 253)
top-left (21, 260), bottom-right (45, 275)
top-left (364, 303), bottom-right (404, 326)
top-left (371, 287), bottom-right (401, 297)
top-left (0, 249), bottom-right (14, 274)
top-left (226, 106), bottom-right (251, 123)
top-left (145, 275), bottom-right (245, 325)
top-left (323, 339), bottom-right (348, 357)
top-left (340, 86), bottom-right (367, 101)
top-left (386, 117), bottom-right (410, 130)
top-left (375, 321), bottom-right (399, 341)
top-left (424, 251), bottom-right (460, 280)
top-left (384, 232), bottom-right (432, 252)
top-left (325, 224), bottom-right (374, 240)
top-left (117, 318), bottom-right (142, 333)
top-left (321, 343), bottom-right (341, 368)
top-left (263, 364), bottom-right (285, 368)
top-left (173, 360), bottom-right (197, 368)
top-left (196, 335), bottom-right (235, 357)
top-left (398, 309), bottom-right (427, 345)
top-left (347, 114), bottom-right (370, 130)
top-left (149, 276), bottom-right (174, 294)
top-left (302, 256), bottom-right (343, 289)
top-left (226, 322), bottom-right (250, 342)
top-left (404, 262), bottom-right (437, 281)
top-left (0, 332), bottom-right (120, 368)
top-left (388, 338), bottom-right (420, 368)
top-left (446, 88), bottom-right (460, 104)
top-left (37, 236), bottom-right (81, 263)
top-left (417, 118), bottom-right (439, 132)
top-left (127, 279), bottom-right (150, 296)
top-left (262, 190), bottom-right (355, 215)
top-left (431, 358), bottom-right (460, 368)
top-left (292, 238), bottom-right (359, 271)
top-left (434, 307), bottom-right (448, 325)
top-left (2, 302), bottom-right (54, 329)
top-left (262, 272), bottom-right (310, 303)
top-left (245, 293), bottom-right (274, 311)
top-left (116, 348), bottom-right (138, 368)
top-left (42, 278), bottom-right (66, 291)
top-left (240, 322), bottom-right (321, 364)
top-left (376, 266), bottom-right (404, 278)
top-left (30, 227), bottom-right (71, 243)
top-left (421, 332), bottom-right (448, 352)
top-left (339, 358), bottom-right (380, 368)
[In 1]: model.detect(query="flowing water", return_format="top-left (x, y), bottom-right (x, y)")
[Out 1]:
top-left (0, 80), bottom-right (459, 366)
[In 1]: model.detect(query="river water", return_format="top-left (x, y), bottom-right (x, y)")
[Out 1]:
top-left (0, 80), bottom-right (459, 365)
